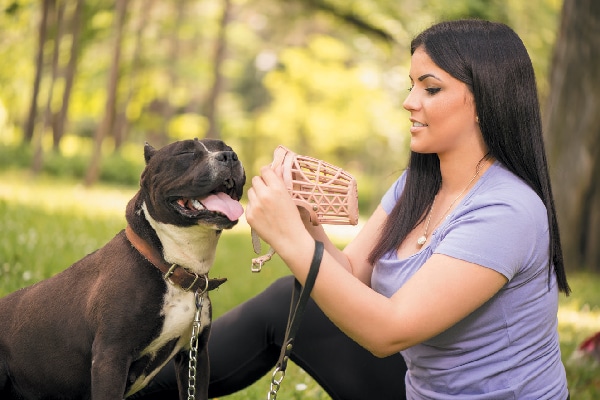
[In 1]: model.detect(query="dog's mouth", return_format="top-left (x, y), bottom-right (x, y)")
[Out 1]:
top-left (171, 179), bottom-right (244, 222)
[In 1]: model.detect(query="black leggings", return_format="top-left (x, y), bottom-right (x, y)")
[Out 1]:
top-left (131, 276), bottom-right (407, 399)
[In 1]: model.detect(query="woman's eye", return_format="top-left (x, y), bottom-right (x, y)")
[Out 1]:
top-left (426, 87), bottom-right (441, 95)
top-left (407, 86), bottom-right (414, 92)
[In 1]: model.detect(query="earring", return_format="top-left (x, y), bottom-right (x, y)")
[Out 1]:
top-left (476, 116), bottom-right (480, 124)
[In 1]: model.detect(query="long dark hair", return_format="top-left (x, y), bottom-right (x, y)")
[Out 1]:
top-left (368, 19), bottom-right (570, 294)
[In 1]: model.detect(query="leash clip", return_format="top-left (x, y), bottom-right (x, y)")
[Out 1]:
top-left (251, 248), bottom-right (275, 273)
top-left (251, 260), bottom-right (264, 273)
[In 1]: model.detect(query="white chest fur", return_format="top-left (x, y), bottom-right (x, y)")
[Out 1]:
top-left (126, 203), bottom-right (219, 396)
top-left (161, 284), bottom-right (212, 341)
top-left (141, 202), bottom-right (219, 276)
top-left (126, 283), bottom-right (212, 396)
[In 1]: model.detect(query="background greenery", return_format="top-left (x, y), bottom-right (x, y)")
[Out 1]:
top-left (0, 0), bottom-right (563, 214)
top-left (1, 170), bottom-right (599, 399)
top-left (1, 0), bottom-right (599, 398)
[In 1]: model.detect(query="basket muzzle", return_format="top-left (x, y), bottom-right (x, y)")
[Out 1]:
top-left (250, 146), bottom-right (359, 272)
top-left (271, 145), bottom-right (359, 226)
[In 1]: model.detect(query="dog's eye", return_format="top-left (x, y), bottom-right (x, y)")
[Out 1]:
top-left (177, 152), bottom-right (195, 157)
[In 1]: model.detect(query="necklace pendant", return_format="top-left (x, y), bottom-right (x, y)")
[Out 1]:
top-left (417, 235), bottom-right (427, 246)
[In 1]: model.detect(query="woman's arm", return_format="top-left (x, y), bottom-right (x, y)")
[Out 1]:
top-left (247, 167), bottom-right (507, 357)
top-left (299, 204), bottom-right (388, 287)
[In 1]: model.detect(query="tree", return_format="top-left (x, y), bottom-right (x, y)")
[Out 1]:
top-left (114, 0), bottom-right (154, 150)
top-left (23, 0), bottom-right (52, 145)
top-left (204, 0), bottom-right (232, 140)
top-left (85, 0), bottom-right (128, 186)
top-left (52, 0), bottom-right (84, 150)
top-left (32, 0), bottom-right (65, 173)
top-left (544, 0), bottom-right (600, 271)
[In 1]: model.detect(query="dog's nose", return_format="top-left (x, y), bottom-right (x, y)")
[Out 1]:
top-left (214, 151), bottom-right (238, 164)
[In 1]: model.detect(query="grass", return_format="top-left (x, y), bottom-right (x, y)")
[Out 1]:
top-left (1, 169), bottom-right (599, 398)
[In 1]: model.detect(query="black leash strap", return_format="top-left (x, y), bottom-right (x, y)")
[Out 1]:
top-left (267, 240), bottom-right (324, 400)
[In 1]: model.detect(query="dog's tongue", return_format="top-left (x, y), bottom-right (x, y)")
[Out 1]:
top-left (202, 192), bottom-right (244, 221)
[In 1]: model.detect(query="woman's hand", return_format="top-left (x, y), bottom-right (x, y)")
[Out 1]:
top-left (246, 166), bottom-right (310, 255)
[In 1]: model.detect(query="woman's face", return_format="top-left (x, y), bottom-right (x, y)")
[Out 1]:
top-left (403, 47), bottom-right (479, 156)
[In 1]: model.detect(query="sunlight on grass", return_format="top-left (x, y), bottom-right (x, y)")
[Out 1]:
top-left (0, 170), bottom-right (135, 218)
top-left (559, 272), bottom-right (600, 346)
top-left (559, 308), bottom-right (600, 333)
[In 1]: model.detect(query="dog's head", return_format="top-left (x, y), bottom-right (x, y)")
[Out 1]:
top-left (139, 138), bottom-right (245, 231)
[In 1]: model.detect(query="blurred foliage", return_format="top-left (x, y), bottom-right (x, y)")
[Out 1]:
top-left (0, 0), bottom-right (562, 213)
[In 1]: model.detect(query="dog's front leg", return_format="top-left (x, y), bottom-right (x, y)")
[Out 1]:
top-left (174, 351), bottom-right (190, 400)
top-left (174, 348), bottom-right (209, 400)
top-left (90, 346), bottom-right (131, 400)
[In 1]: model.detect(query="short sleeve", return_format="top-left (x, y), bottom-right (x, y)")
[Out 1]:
top-left (434, 194), bottom-right (547, 280)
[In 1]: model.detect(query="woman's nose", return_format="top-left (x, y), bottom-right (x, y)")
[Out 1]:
top-left (403, 89), bottom-right (418, 111)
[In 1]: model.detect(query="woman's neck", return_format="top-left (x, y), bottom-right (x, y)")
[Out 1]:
top-left (437, 151), bottom-right (492, 194)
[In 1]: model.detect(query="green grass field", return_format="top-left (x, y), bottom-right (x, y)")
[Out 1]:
top-left (1, 169), bottom-right (599, 399)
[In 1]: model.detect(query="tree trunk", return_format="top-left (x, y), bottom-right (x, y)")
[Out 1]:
top-left (24, 0), bottom-right (52, 144)
top-left (204, 0), bottom-right (232, 140)
top-left (45, 0), bottom-right (66, 152)
top-left (156, 0), bottom-right (185, 144)
top-left (32, 0), bottom-right (64, 173)
top-left (114, 0), bottom-right (153, 150)
top-left (544, 0), bottom-right (600, 271)
top-left (85, 0), bottom-right (128, 186)
top-left (52, 0), bottom-right (84, 150)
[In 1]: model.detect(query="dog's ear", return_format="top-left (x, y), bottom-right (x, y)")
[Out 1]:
top-left (144, 142), bottom-right (157, 164)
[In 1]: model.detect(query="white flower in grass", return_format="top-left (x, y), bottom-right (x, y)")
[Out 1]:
top-left (295, 383), bottom-right (308, 391)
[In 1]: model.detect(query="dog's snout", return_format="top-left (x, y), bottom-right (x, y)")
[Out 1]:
top-left (215, 151), bottom-right (238, 164)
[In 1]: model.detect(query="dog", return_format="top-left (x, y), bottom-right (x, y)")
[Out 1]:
top-left (0, 138), bottom-right (246, 400)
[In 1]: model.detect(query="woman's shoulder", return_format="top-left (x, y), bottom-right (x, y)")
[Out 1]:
top-left (479, 162), bottom-right (540, 199)
top-left (468, 161), bottom-right (545, 219)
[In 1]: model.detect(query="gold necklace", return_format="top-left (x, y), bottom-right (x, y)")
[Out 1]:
top-left (416, 155), bottom-right (489, 247)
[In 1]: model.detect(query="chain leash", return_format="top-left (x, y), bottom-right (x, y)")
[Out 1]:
top-left (267, 366), bottom-right (285, 399)
top-left (187, 289), bottom-right (205, 400)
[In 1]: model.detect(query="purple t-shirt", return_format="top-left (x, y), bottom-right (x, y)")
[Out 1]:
top-left (372, 162), bottom-right (568, 399)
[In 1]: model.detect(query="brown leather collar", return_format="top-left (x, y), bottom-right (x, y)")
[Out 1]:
top-left (125, 225), bottom-right (226, 293)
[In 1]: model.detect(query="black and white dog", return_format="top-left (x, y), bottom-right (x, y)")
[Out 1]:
top-left (0, 138), bottom-right (245, 400)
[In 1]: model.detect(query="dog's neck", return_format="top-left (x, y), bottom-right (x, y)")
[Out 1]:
top-left (140, 202), bottom-right (219, 275)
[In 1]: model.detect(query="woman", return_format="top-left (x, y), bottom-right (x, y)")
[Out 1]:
top-left (135, 19), bottom-right (570, 399)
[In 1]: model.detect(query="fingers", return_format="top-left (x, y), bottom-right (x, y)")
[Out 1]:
top-left (246, 166), bottom-right (302, 250)
top-left (259, 165), bottom-right (284, 186)
top-left (246, 168), bottom-right (279, 228)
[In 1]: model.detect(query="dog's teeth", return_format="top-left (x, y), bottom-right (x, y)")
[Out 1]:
top-left (191, 199), bottom-right (205, 210)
